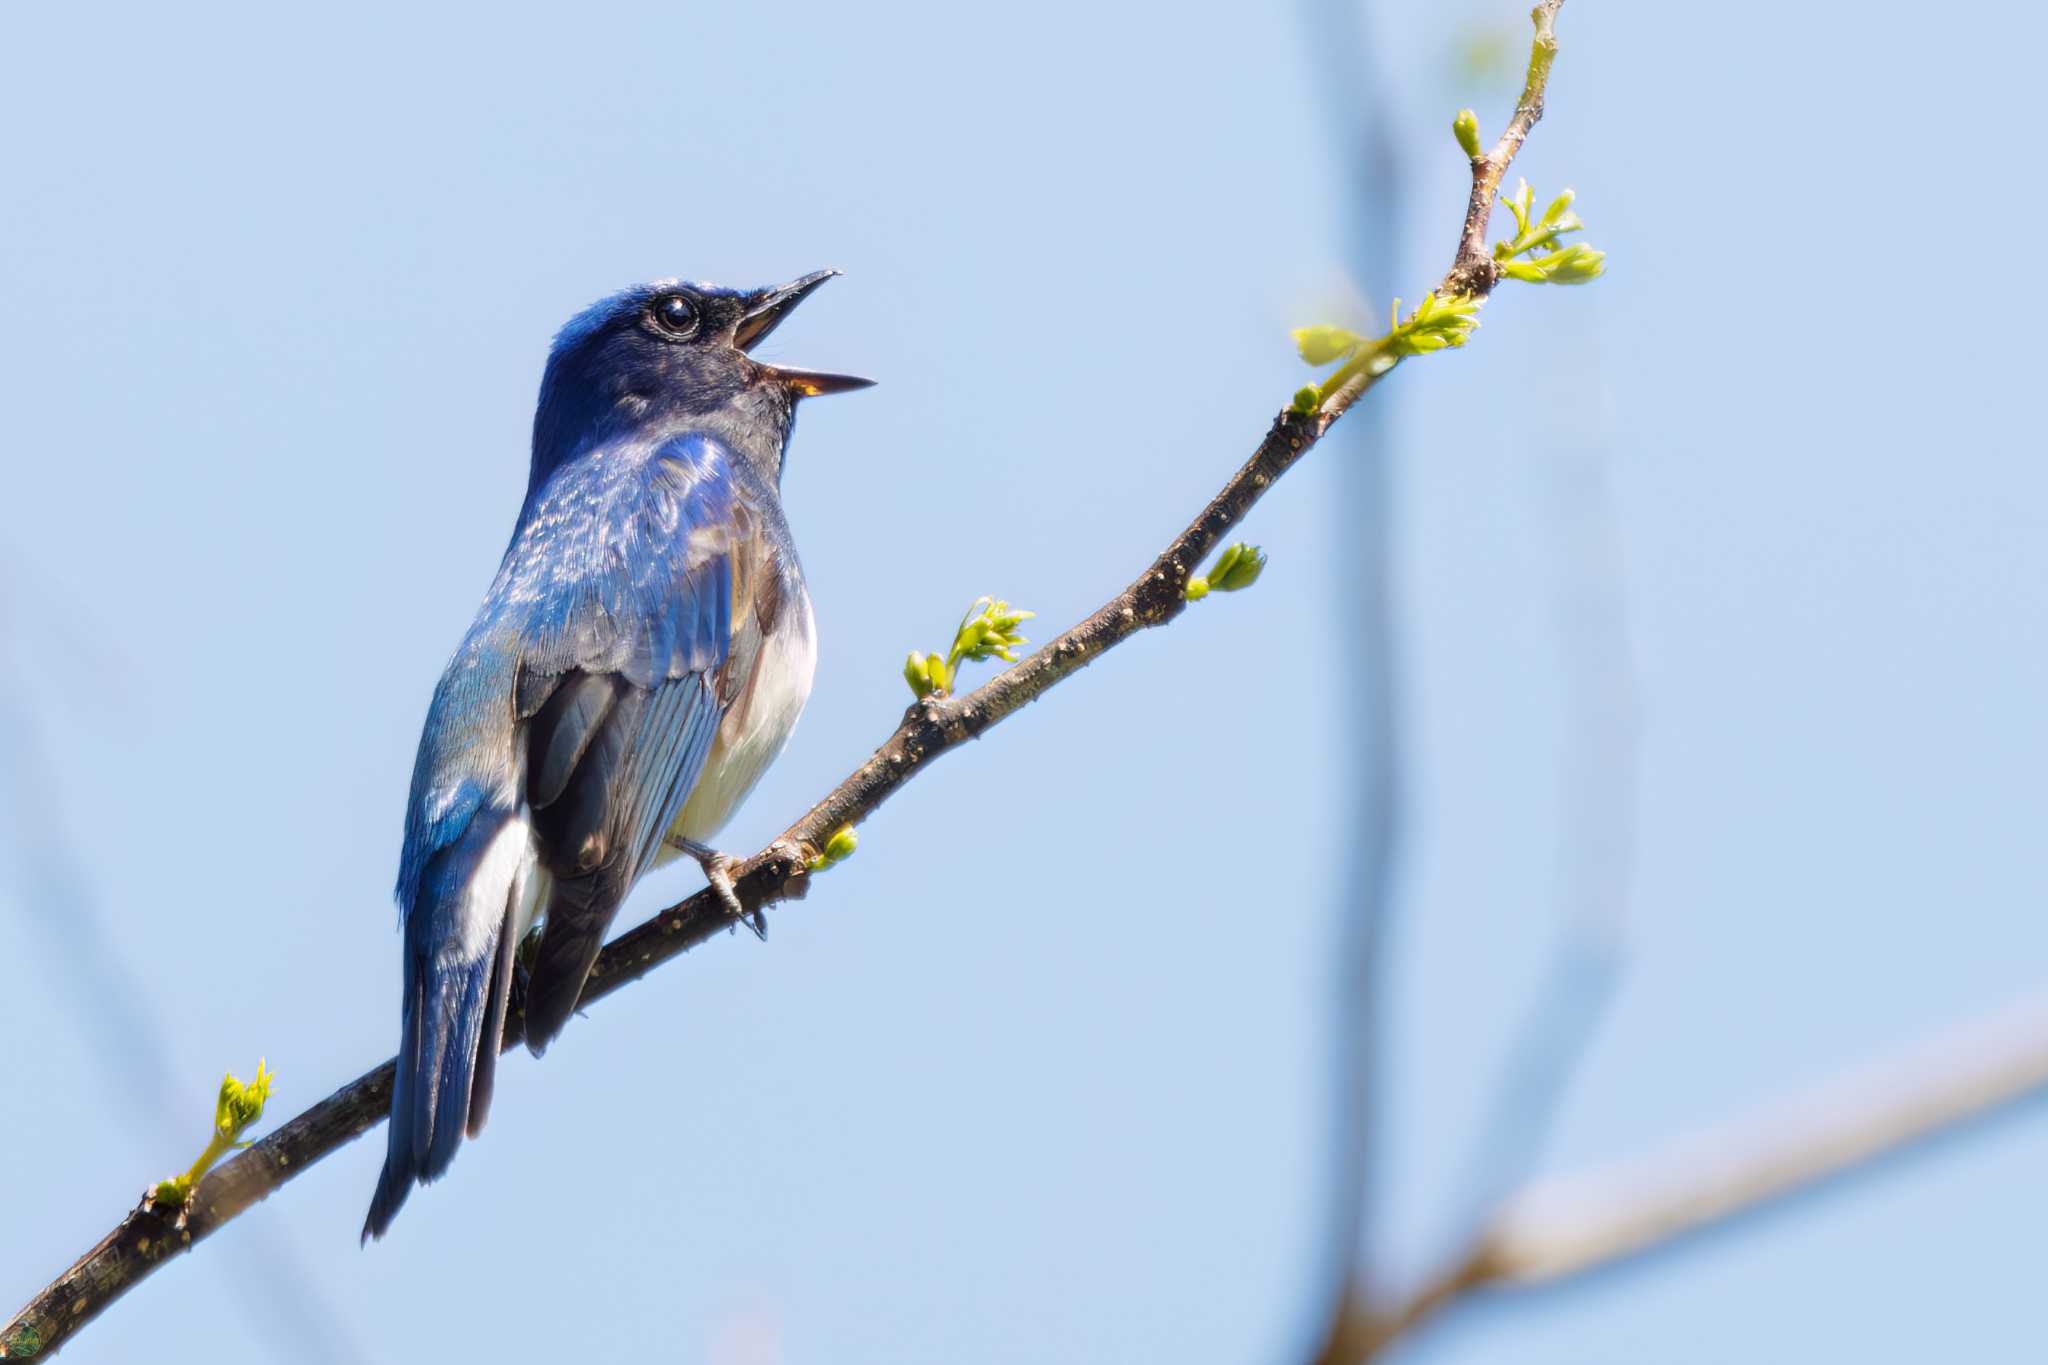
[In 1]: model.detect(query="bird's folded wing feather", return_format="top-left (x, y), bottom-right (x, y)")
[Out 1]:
top-left (396, 431), bottom-right (783, 966)
top-left (509, 430), bottom-right (781, 865)
top-left (493, 432), bottom-right (787, 1042)
top-left (372, 431), bottom-right (793, 1235)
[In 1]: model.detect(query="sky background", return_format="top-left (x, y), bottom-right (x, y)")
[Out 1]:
top-left (4, 2), bottom-right (2046, 1362)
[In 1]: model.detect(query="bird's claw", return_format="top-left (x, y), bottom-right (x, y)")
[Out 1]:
top-left (672, 837), bottom-right (766, 939)
top-left (708, 854), bottom-right (767, 940)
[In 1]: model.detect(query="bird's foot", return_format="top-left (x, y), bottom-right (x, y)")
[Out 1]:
top-left (670, 836), bottom-right (766, 939)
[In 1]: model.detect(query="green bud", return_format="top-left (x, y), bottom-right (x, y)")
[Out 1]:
top-left (1549, 244), bottom-right (1606, 283)
top-left (1291, 386), bottom-right (1322, 415)
top-left (986, 604), bottom-right (1030, 635)
top-left (1292, 324), bottom-right (1367, 367)
top-left (1188, 543), bottom-right (1267, 600)
top-left (948, 598), bottom-right (1033, 672)
top-left (216, 1061), bottom-right (272, 1143)
top-left (808, 825), bottom-right (860, 871)
top-left (1453, 108), bottom-right (1483, 159)
top-left (157, 1059), bottom-right (274, 1210)
top-left (1501, 243), bottom-right (1606, 284)
top-left (1494, 180), bottom-right (1587, 262)
top-left (904, 651), bottom-right (937, 699)
top-left (1384, 291), bottom-right (1482, 356)
top-left (1501, 177), bottom-right (1534, 234)
top-left (1213, 544), bottom-right (1267, 592)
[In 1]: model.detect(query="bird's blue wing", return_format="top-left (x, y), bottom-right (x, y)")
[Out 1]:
top-left (367, 432), bottom-right (773, 1238)
top-left (499, 432), bottom-right (779, 1048)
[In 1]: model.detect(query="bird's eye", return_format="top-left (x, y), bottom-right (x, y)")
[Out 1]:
top-left (650, 293), bottom-right (698, 338)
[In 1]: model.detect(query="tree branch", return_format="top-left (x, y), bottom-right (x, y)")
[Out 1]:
top-left (1420, 348), bottom-right (1639, 1295)
top-left (1337, 987), bottom-right (2048, 1356)
top-left (1444, 0), bottom-right (1563, 299)
top-left (4, 6), bottom-right (1562, 1359)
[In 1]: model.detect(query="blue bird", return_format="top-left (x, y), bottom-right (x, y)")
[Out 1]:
top-left (363, 271), bottom-right (870, 1239)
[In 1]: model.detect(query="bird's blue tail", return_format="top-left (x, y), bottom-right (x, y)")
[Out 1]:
top-left (363, 811), bottom-right (522, 1241)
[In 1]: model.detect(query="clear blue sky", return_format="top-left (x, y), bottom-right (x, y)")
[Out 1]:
top-left (4, 3), bottom-right (2045, 1361)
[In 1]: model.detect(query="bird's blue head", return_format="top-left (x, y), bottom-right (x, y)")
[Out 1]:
top-left (529, 270), bottom-right (871, 492)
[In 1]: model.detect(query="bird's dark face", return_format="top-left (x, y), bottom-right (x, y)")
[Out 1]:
top-left (530, 270), bottom-right (871, 489)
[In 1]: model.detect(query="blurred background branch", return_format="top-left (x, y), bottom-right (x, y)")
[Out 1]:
top-left (1307, 5), bottom-right (1597, 1359)
top-left (1349, 985), bottom-right (2048, 1355)
top-left (1297, 0), bottom-right (1401, 1356)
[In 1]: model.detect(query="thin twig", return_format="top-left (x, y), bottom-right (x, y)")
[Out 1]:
top-left (4, 6), bottom-right (1566, 1358)
top-left (1445, 0), bottom-right (1564, 299)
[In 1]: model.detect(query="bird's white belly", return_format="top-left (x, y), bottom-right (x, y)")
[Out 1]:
top-left (660, 596), bottom-right (817, 853)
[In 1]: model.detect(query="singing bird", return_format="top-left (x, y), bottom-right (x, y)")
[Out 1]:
top-left (363, 272), bottom-right (870, 1239)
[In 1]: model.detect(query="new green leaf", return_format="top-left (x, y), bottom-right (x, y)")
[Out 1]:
top-left (1499, 242), bottom-right (1607, 284)
top-left (154, 1060), bottom-right (275, 1209)
top-left (1293, 325), bottom-right (1367, 366)
top-left (902, 598), bottom-right (1035, 699)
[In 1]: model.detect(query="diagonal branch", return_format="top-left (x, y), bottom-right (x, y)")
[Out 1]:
top-left (3, 6), bottom-right (1564, 1359)
top-left (1343, 986), bottom-right (2048, 1356)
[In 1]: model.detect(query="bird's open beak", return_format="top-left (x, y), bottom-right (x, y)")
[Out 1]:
top-left (737, 269), bottom-right (876, 398)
